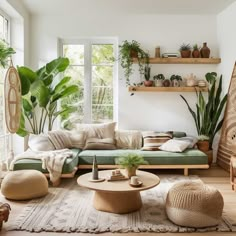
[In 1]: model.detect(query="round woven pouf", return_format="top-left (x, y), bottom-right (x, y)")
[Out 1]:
top-left (1, 170), bottom-right (48, 200)
top-left (166, 181), bottom-right (224, 228)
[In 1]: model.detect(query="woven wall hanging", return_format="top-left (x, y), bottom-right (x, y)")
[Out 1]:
top-left (217, 62), bottom-right (236, 171)
top-left (4, 62), bottom-right (21, 133)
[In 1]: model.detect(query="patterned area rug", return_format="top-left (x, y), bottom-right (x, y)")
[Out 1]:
top-left (8, 175), bottom-right (236, 233)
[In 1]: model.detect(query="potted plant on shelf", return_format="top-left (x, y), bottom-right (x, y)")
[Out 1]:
top-left (170, 74), bottom-right (182, 87)
top-left (16, 57), bottom-right (79, 137)
top-left (119, 40), bottom-right (149, 86)
top-left (117, 153), bottom-right (148, 178)
top-left (153, 73), bottom-right (165, 87)
top-left (180, 72), bottom-right (227, 165)
top-left (143, 63), bottom-right (153, 87)
top-left (192, 44), bottom-right (200, 58)
top-left (179, 43), bottom-right (192, 58)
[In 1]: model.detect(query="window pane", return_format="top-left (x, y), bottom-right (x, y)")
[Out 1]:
top-left (92, 65), bottom-right (113, 123)
top-left (92, 105), bottom-right (113, 123)
top-left (92, 44), bottom-right (114, 65)
top-left (0, 15), bottom-right (3, 39)
top-left (4, 18), bottom-right (8, 41)
top-left (63, 45), bottom-right (84, 65)
top-left (61, 65), bottom-right (84, 127)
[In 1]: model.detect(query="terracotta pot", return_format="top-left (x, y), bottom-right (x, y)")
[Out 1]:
top-left (197, 140), bottom-right (210, 152)
top-left (130, 49), bottom-right (138, 58)
top-left (180, 50), bottom-right (191, 58)
top-left (163, 79), bottom-right (171, 87)
top-left (144, 80), bottom-right (153, 87)
top-left (126, 167), bottom-right (137, 179)
top-left (192, 50), bottom-right (200, 58)
top-left (200, 42), bottom-right (210, 58)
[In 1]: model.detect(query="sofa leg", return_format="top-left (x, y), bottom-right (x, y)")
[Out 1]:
top-left (184, 168), bottom-right (188, 176)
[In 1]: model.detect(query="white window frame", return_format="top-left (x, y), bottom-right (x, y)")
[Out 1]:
top-left (58, 38), bottom-right (118, 124)
top-left (0, 9), bottom-right (11, 164)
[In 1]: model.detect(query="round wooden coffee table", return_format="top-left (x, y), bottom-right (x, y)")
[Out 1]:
top-left (77, 170), bottom-right (160, 214)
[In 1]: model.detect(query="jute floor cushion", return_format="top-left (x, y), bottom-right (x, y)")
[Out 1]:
top-left (1, 170), bottom-right (48, 200)
top-left (166, 181), bottom-right (224, 228)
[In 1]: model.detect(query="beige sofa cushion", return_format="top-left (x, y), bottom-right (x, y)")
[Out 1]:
top-left (76, 122), bottom-right (116, 139)
top-left (84, 138), bottom-right (116, 150)
top-left (115, 130), bottom-right (142, 149)
top-left (1, 170), bottom-right (48, 200)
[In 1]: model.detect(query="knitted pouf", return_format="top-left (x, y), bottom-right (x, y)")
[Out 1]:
top-left (1, 170), bottom-right (48, 200)
top-left (166, 181), bottom-right (224, 228)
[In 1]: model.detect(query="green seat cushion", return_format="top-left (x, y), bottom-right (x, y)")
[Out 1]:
top-left (78, 149), bottom-right (207, 165)
top-left (13, 149), bottom-right (80, 174)
top-left (172, 131), bottom-right (186, 138)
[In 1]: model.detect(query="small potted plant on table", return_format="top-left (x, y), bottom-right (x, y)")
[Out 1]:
top-left (179, 43), bottom-right (192, 58)
top-left (117, 154), bottom-right (148, 178)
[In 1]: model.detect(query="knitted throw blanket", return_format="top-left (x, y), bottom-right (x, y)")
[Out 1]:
top-left (10, 149), bottom-right (73, 184)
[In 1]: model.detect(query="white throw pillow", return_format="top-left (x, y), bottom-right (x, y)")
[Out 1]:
top-left (159, 139), bottom-right (190, 153)
top-left (115, 130), bottom-right (142, 149)
top-left (28, 134), bottom-right (55, 151)
top-left (76, 122), bottom-right (116, 139)
top-left (174, 136), bottom-right (198, 148)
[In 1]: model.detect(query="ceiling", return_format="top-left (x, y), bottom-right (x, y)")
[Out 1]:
top-left (19, 0), bottom-right (236, 15)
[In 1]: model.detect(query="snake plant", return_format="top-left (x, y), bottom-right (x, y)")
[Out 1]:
top-left (180, 72), bottom-right (227, 149)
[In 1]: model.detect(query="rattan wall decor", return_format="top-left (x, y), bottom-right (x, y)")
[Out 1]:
top-left (4, 62), bottom-right (21, 133)
top-left (217, 62), bottom-right (236, 171)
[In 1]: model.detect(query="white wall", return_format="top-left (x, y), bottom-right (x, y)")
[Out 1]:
top-left (29, 12), bottom-right (219, 137)
top-left (217, 1), bottom-right (236, 93)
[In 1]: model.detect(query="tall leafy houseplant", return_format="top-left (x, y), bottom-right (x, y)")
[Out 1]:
top-left (119, 40), bottom-right (149, 86)
top-left (17, 57), bottom-right (79, 137)
top-left (0, 39), bottom-right (15, 68)
top-left (180, 72), bottom-right (227, 149)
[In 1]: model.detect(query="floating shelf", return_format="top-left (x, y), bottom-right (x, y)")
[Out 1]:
top-left (129, 86), bottom-right (208, 92)
top-left (133, 57), bottom-right (221, 64)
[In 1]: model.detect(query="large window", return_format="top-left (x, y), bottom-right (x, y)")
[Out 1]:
top-left (0, 10), bottom-right (10, 163)
top-left (60, 39), bottom-right (117, 126)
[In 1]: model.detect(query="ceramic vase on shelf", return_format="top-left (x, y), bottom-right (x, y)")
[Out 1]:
top-left (200, 42), bottom-right (210, 58)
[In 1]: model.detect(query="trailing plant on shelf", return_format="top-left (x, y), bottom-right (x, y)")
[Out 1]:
top-left (179, 43), bottom-right (191, 58)
top-left (119, 40), bottom-right (149, 86)
top-left (0, 39), bottom-right (15, 68)
top-left (17, 57), bottom-right (79, 137)
top-left (180, 72), bottom-right (227, 150)
top-left (117, 153), bottom-right (148, 178)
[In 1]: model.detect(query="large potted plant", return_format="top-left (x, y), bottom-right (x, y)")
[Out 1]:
top-left (180, 72), bottom-right (227, 163)
top-left (16, 57), bottom-right (79, 137)
top-left (119, 40), bottom-right (149, 86)
top-left (117, 153), bottom-right (148, 178)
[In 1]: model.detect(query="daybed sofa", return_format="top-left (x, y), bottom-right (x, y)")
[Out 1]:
top-left (12, 122), bottom-right (209, 181)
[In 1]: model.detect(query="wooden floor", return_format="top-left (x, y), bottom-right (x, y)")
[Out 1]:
top-left (0, 165), bottom-right (235, 236)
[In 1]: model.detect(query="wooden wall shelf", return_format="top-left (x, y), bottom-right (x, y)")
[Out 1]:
top-left (133, 57), bottom-right (221, 64)
top-left (129, 86), bottom-right (208, 92)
